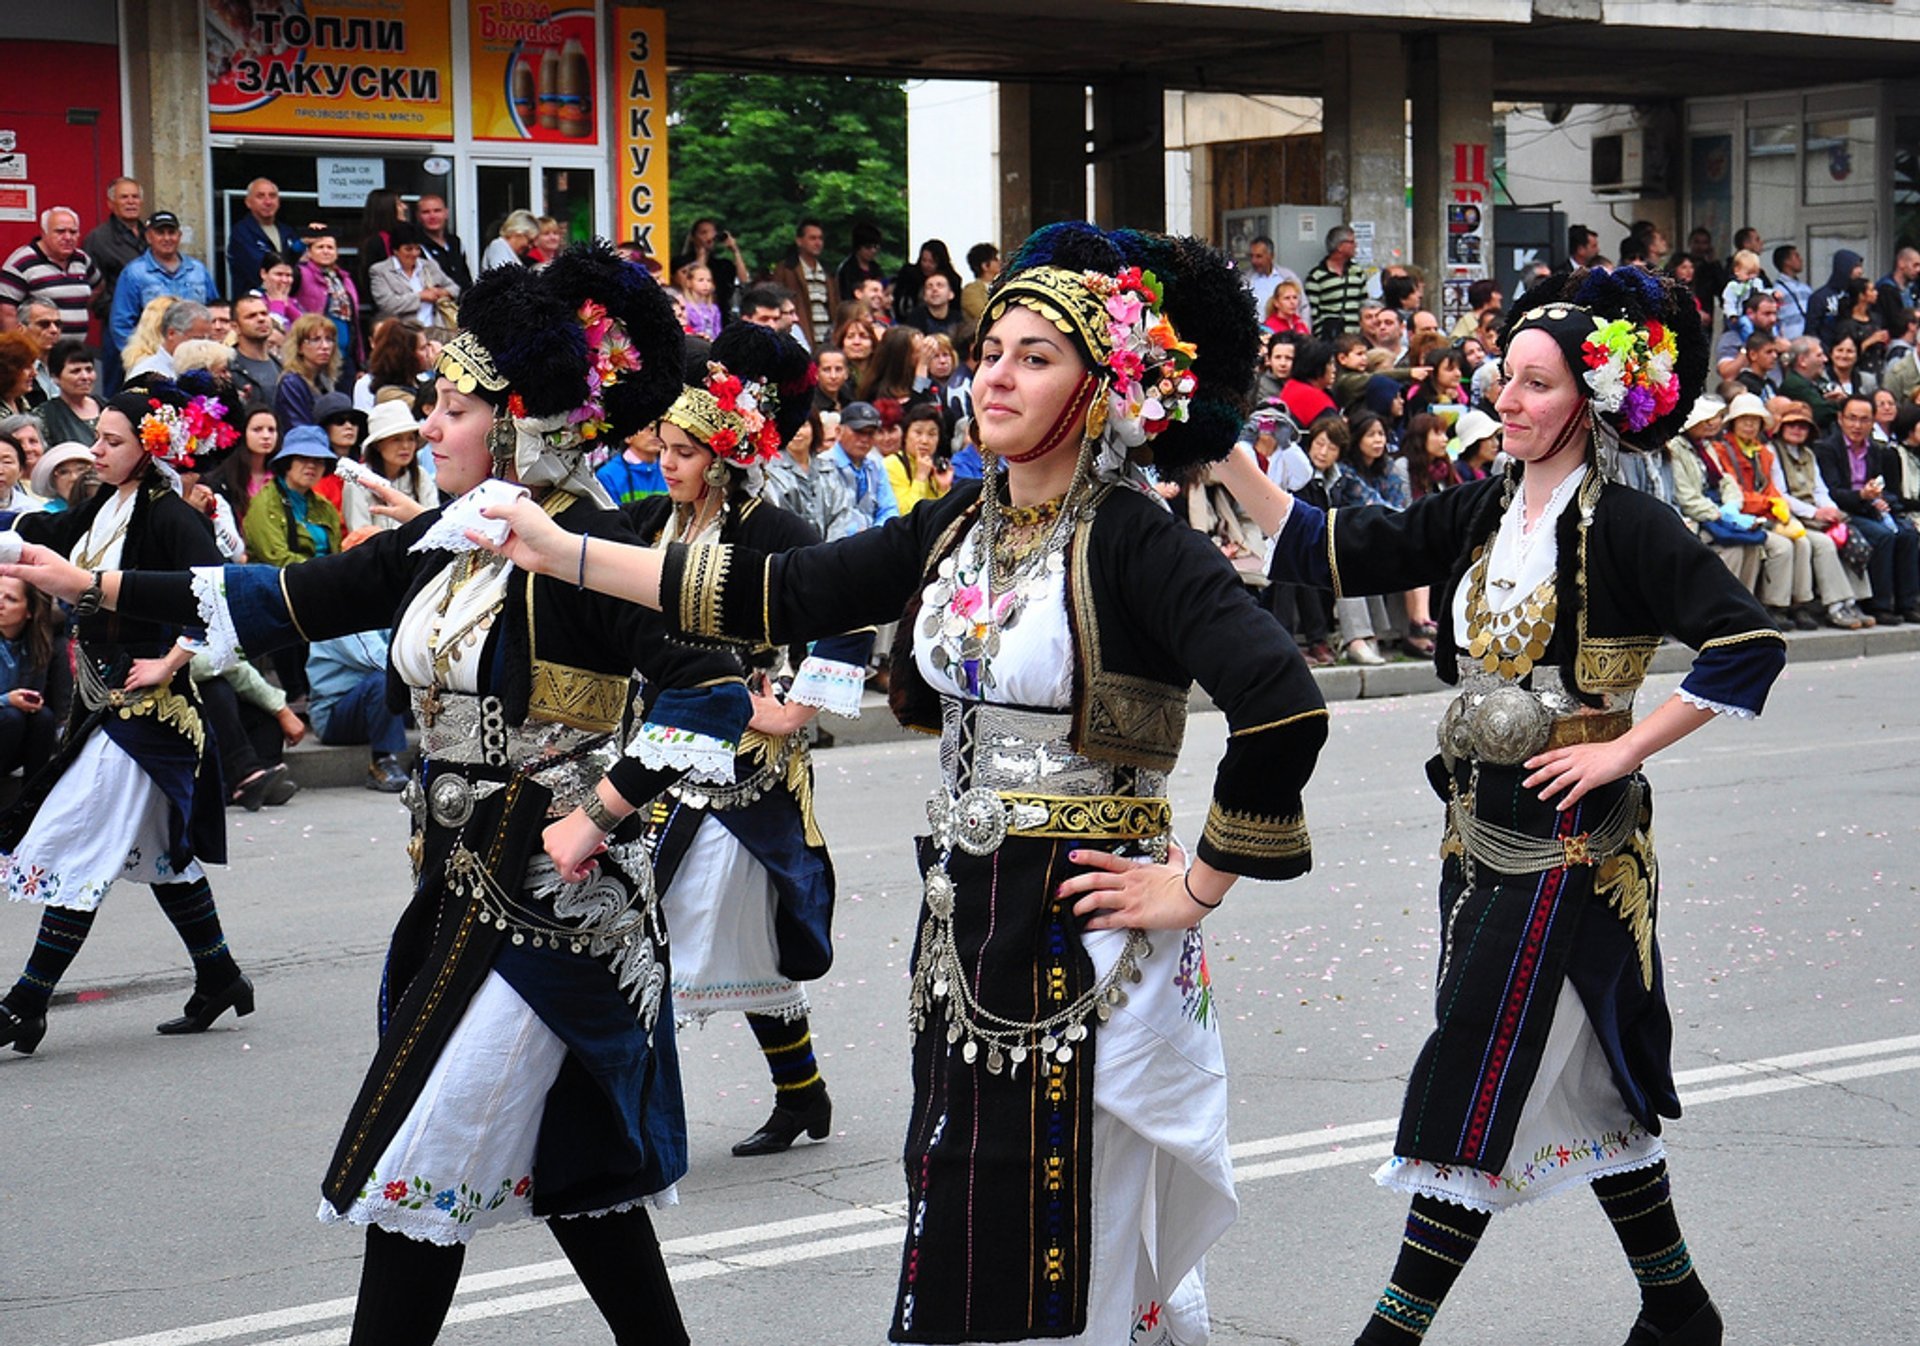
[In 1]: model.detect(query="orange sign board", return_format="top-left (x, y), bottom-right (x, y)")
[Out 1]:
top-left (612, 6), bottom-right (668, 258)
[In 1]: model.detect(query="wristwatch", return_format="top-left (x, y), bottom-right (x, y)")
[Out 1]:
top-left (72, 571), bottom-right (104, 618)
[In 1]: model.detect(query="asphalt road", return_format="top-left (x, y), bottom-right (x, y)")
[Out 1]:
top-left (3, 653), bottom-right (1915, 1346)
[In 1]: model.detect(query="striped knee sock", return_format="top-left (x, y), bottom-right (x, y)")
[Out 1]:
top-left (746, 1012), bottom-right (825, 1110)
top-left (1355, 1196), bottom-right (1492, 1344)
top-left (1592, 1162), bottom-right (1711, 1329)
top-left (151, 880), bottom-right (240, 993)
top-left (7, 904), bottom-right (100, 1015)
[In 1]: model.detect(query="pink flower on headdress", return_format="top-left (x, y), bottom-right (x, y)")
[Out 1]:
top-left (1109, 347), bottom-right (1146, 383)
top-left (1105, 290), bottom-right (1144, 327)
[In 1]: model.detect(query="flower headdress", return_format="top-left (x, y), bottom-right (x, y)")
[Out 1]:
top-left (136, 393), bottom-right (237, 468)
top-left (663, 361), bottom-right (785, 467)
top-left (1084, 267), bottom-right (1199, 449)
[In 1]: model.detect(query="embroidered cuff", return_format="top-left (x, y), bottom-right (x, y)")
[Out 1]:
top-left (189, 566), bottom-right (242, 671)
top-left (786, 656), bottom-right (865, 718)
top-left (624, 723), bottom-right (738, 784)
top-left (624, 682), bottom-right (752, 785)
top-left (1196, 801), bottom-right (1313, 881)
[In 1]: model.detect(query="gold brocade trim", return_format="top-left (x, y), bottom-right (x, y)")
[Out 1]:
top-left (1068, 499), bottom-right (1187, 772)
top-left (1544, 710), bottom-right (1633, 751)
top-left (1231, 707), bottom-right (1331, 738)
top-left (280, 567), bottom-right (311, 642)
top-left (677, 543), bottom-right (731, 641)
top-left (1202, 802), bottom-right (1311, 861)
top-left (1002, 792), bottom-right (1173, 841)
top-left (1699, 628), bottom-right (1787, 652)
top-left (1574, 637), bottom-right (1660, 693)
top-left (734, 727), bottom-right (827, 849)
top-left (529, 660), bottom-right (626, 732)
top-left (662, 385), bottom-right (755, 450)
top-left (435, 330), bottom-right (507, 394)
top-left (1595, 811), bottom-right (1658, 991)
top-left (979, 267), bottom-right (1114, 364)
top-left (1325, 506), bottom-right (1345, 600)
top-left (760, 555), bottom-right (773, 647)
top-left (114, 683), bottom-right (205, 755)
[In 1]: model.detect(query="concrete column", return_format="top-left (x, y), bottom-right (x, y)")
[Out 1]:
top-left (998, 83), bottom-right (1087, 248)
top-left (123, 0), bottom-right (212, 266)
top-left (1321, 32), bottom-right (1409, 277)
top-left (1409, 34), bottom-right (1496, 302)
top-left (1090, 81), bottom-right (1165, 231)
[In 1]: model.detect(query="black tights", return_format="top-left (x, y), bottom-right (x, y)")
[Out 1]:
top-left (349, 1204), bottom-right (687, 1346)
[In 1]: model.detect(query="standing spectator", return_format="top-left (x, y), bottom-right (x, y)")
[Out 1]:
top-left (676, 261), bottom-right (723, 340)
top-left (255, 250), bottom-right (302, 333)
top-left (125, 301), bottom-right (212, 385)
top-left (0, 207), bottom-right (99, 341)
top-left (368, 222), bottom-right (459, 327)
top-left (1305, 225), bottom-right (1368, 338)
top-left (1679, 227), bottom-right (1724, 308)
top-left (902, 273), bottom-right (962, 339)
top-left (856, 326), bottom-right (924, 411)
top-left (674, 218), bottom-right (747, 317)
top-left (1567, 224), bottom-right (1601, 269)
top-left (770, 219), bottom-right (840, 349)
top-left (307, 630), bottom-right (410, 793)
top-left (481, 209), bottom-right (539, 272)
top-left (1808, 248), bottom-right (1864, 344)
top-left (274, 313), bottom-right (340, 429)
top-left (1773, 244), bottom-right (1812, 340)
top-left (812, 346), bottom-right (852, 414)
top-left (837, 221), bottom-right (887, 299)
top-left (891, 239), bottom-right (964, 324)
top-left (226, 293), bottom-right (282, 404)
top-left (596, 420), bottom-right (668, 505)
top-left (959, 242), bottom-right (1000, 323)
top-left (32, 340), bottom-right (99, 447)
top-left (353, 317), bottom-right (429, 411)
top-left (1831, 279), bottom-right (1890, 375)
top-left (294, 226), bottom-right (363, 380)
top-left (734, 283), bottom-right (787, 329)
top-left (1447, 278), bottom-right (1502, 339)
top-left (1715, 290), bottom-right (1779, 380)
top-left (1243, 235), bottom-right (1305, 329)
top-left (227, 178), bottom-right (305, 300)
top-left (853, 275), bottom-right (894, 329)
top-left (830, 309), bottom-right (878, 385)
top-left (1818, 393), bottom-right (1920, 622)
top-left (1257, 330), bottom-right (1300, 402)
top-left (353, 189), bottom-right (409, 298)
top-left (529, 216), bottom-right (566, 266)
top-left (821, 400), bottom-right (897, 533)
top-left (19, 299), bottom-right (61, 403)
top-left (1876, 247), bottom-right (1920, 333)
top-left (83, 177), bottom-right (146, 332)
top-left (1262, 279), bottom-right (1310, 336)
top-left (412, 193), bottom-right (472, 292)
top-left (109, 212), bottom-right (216, 352)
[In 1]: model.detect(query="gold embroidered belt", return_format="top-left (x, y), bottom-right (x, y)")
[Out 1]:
top-left (1446, 777), bottom-right (1644, 875)
top-left (927, 786), bottom-right (1171, 857)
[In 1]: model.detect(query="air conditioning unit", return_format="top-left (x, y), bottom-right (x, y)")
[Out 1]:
top-left (1590, 127), bottom-right (1669, 197)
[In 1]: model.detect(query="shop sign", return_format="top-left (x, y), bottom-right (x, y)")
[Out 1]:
top-left (318, 157), bottom-right (386, 208)
top-left (613, 6), bottom-right (668, 257)
top-left (206, 1), bottom-right (455, 140)
top-left (0, 184), bottom-right (34, 223)
top-left (469, 3), bottom-right (600, 143)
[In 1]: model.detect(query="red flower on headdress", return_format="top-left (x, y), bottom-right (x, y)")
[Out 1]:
top-left (508, 393), bottom-right (527, 419)
top-left (709, 373), bottom-right (744, 412)
top-left (709, 427), bottom-right (740, 457)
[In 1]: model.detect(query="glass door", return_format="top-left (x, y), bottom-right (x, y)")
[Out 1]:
top-left (472, 161), bottom-right (534, 260)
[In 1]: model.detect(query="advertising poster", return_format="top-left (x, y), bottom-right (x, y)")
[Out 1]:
top-left (1442, 141), bottom-right (1490, 331)
top-left (205, 0), bottom-right (455, 139)
top-left (613, 6), bottom-right (668, 257)
top-left (469, 3), bottom-right (600, 143)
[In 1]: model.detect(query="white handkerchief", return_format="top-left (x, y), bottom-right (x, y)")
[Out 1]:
top-left (408, 479), bottom-right (530, 554)
top-left (0, 531), bottom-right (23, 565)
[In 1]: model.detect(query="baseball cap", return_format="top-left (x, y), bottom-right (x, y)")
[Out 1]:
top-left (840, 401), bottom-right (881, 430)
top-left (144, 211), bottom-right (181, 232)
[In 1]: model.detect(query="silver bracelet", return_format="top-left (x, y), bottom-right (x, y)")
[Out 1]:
top-left (581, 790), bottom-right (623, 834)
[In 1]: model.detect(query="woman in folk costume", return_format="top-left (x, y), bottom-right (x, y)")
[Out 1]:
top-left (0, 381), bottom-right (249, 1055)
top-left (0, 242), bottom-right (751, 1345)
top-left (1219, 265), bottom-right (1787, 1346)
top-left (627, 321), bottom-right (874, 1156)
top-left (480, 222), bottom-right (1331, 1345)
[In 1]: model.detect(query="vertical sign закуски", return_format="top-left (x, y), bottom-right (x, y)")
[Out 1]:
top-left (614, 6), bottom-right (667, 257)
top-left (206, 0), bottom-right (456, 139)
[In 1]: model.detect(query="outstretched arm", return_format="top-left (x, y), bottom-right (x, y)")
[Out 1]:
top-left (481, 496), bottom-right (665, 609)
top-left (1213, 443), bottom-right (1295, 536)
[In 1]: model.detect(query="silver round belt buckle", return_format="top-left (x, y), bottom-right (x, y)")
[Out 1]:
top-left (950, 786), bottom-right (1009, 856)
top-left (428, 773), bottom-right (476, 829)
top-left (1466, 685), bottom-right (1553, 766)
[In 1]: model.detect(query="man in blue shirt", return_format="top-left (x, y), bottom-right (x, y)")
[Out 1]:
top-left (109, 213), bottom-right (218, 352)
top-left (595, 424), bottom-right (669, 505)
top-left (821, 400), bottom-right (898, 534)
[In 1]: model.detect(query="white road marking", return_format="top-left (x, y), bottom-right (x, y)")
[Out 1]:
top-left (84, 1032), bottom-right (1920, 1346)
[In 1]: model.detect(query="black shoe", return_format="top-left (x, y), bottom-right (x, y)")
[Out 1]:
top-left (366, 754), bottom-right (408, 793)
top-left (1903, 606), bottom-right (1920, 625)
top-left (1623, 1299), bottom-right (1723, 1346)
top-left (1765, 606), bottom-right (1794, 632)
top-left (731, 1089), bottom-right (832, 1157)
top-left (231, 765), bottom-right (280, 812)
top-left (0, 1002), bottom-right (47, 1055)
top-left (263, 768), bottom-right (301, 806)
top-left (156, 973), bottom-right (255, 1035)
top-left (1867, 606), bottom-right (1905, 626)
top-left (1790, 604), bottom-right (1821, 631)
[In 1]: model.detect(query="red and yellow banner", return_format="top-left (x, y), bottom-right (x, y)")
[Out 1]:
top-left (468, 3), bottom-right (600, 143)
top-left (205, 1), bottom-right (455, 140)
top-left (612, 6), bottom-right (668, 256)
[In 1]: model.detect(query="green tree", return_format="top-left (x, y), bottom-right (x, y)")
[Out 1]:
top-left (667, 73), bottom-right (907, 278)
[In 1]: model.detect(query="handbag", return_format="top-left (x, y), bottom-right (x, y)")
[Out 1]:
top-left (1832, 520), bottom-right (1876, 572)
top-left (1699, 517), bottom-right (1765, 546)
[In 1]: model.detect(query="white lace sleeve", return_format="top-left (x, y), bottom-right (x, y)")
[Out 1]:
top-left (785, 655), bottom-right (866, 718)
top-left (189, 566), bottom-right (241, 671)
top-left (624, 722), bottom-right (737, 785)
top-left (1675, 686), bottom-right (1757, 719)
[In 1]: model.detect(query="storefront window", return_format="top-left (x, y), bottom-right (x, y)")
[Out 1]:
top-left (1690, 133), bottom-right (1734, 251)
top-left (1892, 115), bottom-right (1920, 250)
top-left (1804, 115), bottom-right (1875, 206)
top-left (1744, 123), bottom-right (1798, 249)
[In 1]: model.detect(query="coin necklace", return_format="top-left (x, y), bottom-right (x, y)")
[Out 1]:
top-left (1462, 541), bottom-right (1557, 680)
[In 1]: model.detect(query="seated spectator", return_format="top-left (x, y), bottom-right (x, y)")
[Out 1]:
top-left (0, 575), bottom-right (70, 783)
top-left (0, 415), bottom-right (43, 477)
top-left (1281, 413), bottom-right (1349, 665)
top-left (244, 424), bottom-right (342, 568)
top-left (354, 316), bottom-right (431, 412)
top-left (0, 432), bottom-right (42, 518)
top-left (857, 326), bottom-right (925, 411)
top-left (1406, 348), bottom-right (1466, 420)
top-left (1778, 335), bottom-right (1839, 431)
top-left (1827, 332), bottom-right (1876, 407)
top-left (369, 222), bottom-right (459, 326)
top-left (1734, 330), bottom-right (1784, 398)
top-left (1402, 412), bottom-right (1459, 499)
top-left (830, 308), bottom-right (877, 386)
top-left (193, 652), bottom-right (302, 810)
top-left (343, 399), bottom-right (436, 533)
top-left (887, 403), bottom-right (951, 514)
top-left (1874, 387), bottom-right (1901, 445)
top-left (226, 293), bottom-right (282, 405)
top-left (28, 440), bottom-right (93, 515)
top-left (33, 339), bottom-right (99, 448)
top-left (1705, 394), bottom-right (1822, 629)
top-left (293, 226), bottom-right (362, 380)
top-left (1257, 331), bottom-right (1300, 404)
top-left (201, 404), bottom-right (281, 532)
top-left (1448, 408), bottom-right (1501, 481)
top-left (256, 250), bottom-right (302, 333)
top-left (1891, 402), bottom-right (1920, 507)
top-left (1769, 397), bottom-right (1876, 628)
top-left (1359, 374), bottom-right (1407, 435)
top-left (307, 629), bottom-right (410, 793)
top-left (812, 345), bottom-right (853, 414)
top-left (596, 420), bottom-right (668, 506)
top-left (1279, 339), bottom-right (1339, 428)
top-left (822, 400), bottom-right (897, 533)
top-left (960, 243), bottom-right (999, 323)
top-left (0, 332), bottom-right (42, 418)
top-left (1817, 392), bottom-right (1920, 623)
top-left (762, 406), bottom-right (857, 540)
top-left (309, 390), bottom-right (366, 512)
top-left (1262, 279), bottom-right (1309, 336)
top-left (274, 313), bottom-right (340, 428)
top-left (891, 239), bottom-right (964, 324)
top-left (1330, 333), bottom-right (1373, 410)
top-left (1664, 396), bottom-right (1771, 600)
